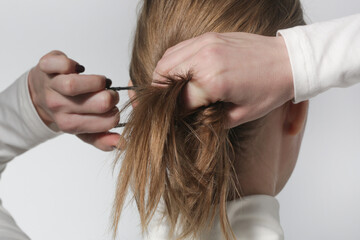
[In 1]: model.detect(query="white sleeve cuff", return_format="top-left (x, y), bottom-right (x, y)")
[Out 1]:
top-left (277, 28), bottom-right (314, 103)
top-left (277, 14), bottom-right (360, 103)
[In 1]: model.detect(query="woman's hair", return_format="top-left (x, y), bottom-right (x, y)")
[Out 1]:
top-left (113, 0), bottom-right (305, 239)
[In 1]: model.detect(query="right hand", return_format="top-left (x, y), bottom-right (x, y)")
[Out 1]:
top-left (153, 32), bottom-right (295, 128)
top-left (28, 50), bottom-right (122, 151)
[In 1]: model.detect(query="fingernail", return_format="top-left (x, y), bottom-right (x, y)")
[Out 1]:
top-left (112, 106), bottom-right (119, 113)
top-left (106, 78), bottom-right (112, 88)
top-left (75, 64), bottom-right (85, 73)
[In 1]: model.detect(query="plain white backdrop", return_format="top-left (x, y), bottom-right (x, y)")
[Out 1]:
top-left (0, 0), bottom-right (359, 239)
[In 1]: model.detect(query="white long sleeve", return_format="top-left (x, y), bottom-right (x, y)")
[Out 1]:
top-left (0, 71), bottom-right (61, 239)
top-left (278, 14), bottom-right (360, 103)
top-left (146, 195), bottom-right (283, 240)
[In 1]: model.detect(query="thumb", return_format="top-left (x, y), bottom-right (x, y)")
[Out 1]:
top-left (38, 50), bottom-right (85, 75)
top-left (181, 80), bottom-right (210, 111)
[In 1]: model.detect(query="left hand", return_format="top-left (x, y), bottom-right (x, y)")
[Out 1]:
top-left (28, 50), bottom-right (122, 151)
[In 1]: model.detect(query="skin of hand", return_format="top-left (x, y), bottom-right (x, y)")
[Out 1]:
top-left (153, 32), bottom-right (295, 128)
top-left (28, 50), bottom-right (123, 151)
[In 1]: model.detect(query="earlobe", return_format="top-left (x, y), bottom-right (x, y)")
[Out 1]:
top-left (284, 101), bottom-right (309, 136)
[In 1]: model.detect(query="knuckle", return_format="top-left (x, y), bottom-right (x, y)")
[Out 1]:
top-left (49, 50), bottom-right (65, 56)
top-left (63, 77), bottom-right (77, 96)
top-left (46, 95), bottom-right (62, 112)
top-left (38, 56), bottom-right (50, 71)
top-left (99, 91), bottom-right (114, 113)
top-left (201, 32), bottom-right (220, 44)
top-left (163, 48), bottom-right (171, 56)
top-left (156, 58), bottom-right (164, 67)
top-left (155, 58), bottom-right (166, 73)
top-left (164, 46), bottom-right (175, 56)
top-left (39, 50), bottom-right (67, 70)
top-left (195, 46), bottom-right (214, 68)
top-left (202, 43), bottom-right (222, 57)
top-left (196, 43), bottom-right (223, 67)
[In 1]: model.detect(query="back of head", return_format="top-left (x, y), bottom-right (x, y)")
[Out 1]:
top-left (113, 0), bottom-right (305, 239)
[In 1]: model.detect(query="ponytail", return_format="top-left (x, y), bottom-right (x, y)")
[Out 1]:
top-left (113, 74), bottom-right (237, 239)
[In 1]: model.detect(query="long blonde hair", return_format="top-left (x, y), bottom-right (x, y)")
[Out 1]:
top-left (113, 0), bottom-right (305, 239)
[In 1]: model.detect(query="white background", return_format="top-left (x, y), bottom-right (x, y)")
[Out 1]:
top-left (0, 0), bottom-right (359, 239)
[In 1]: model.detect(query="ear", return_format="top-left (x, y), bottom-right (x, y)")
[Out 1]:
top-left (128, 79), bottom-right (138, 108)
top-left (283, 101), bottom-right (309, 136)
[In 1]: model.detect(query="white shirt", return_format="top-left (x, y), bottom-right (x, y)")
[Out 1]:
top-left (1, 13), bottom-right (360, 239)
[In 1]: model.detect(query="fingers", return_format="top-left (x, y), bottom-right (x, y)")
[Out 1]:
top-left (52, 90), bottom-right (120, 114)
top-left (152, 38), bottom-right (198, 80)
top-left (153, 32), bottom-right (222, 82)
top-left (153, 50), bottom-right (193, 82)
top-left (50, 74), bottom-right (109, 96)
top-left (39, 50), bottom-right (85, 74)
top-left (152, 57), bottom-right (195, 88)
top-left (153, 42), bottom-right (197, 82)
top-left (56, 107), bottom-right (120, 134)
top-left (35, 50), bottom-right (127, 152)
top-left (77, 132), bottom-right (126, 152)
